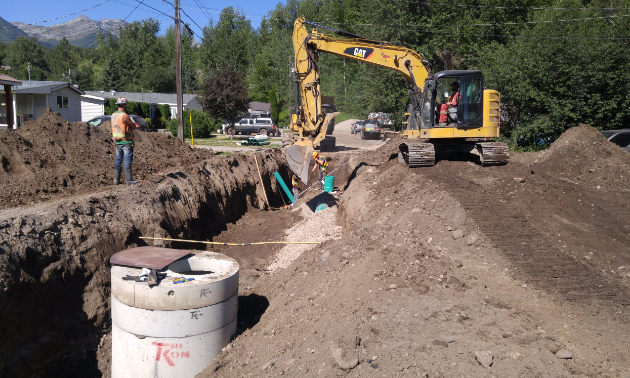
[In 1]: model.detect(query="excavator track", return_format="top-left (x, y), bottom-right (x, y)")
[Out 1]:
top-left (476, 142), bottom-right (509, 166)
top-left (407, 142), bottom-right (435, 167)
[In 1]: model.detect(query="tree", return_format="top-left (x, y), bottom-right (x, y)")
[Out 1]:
top-left (201, 65), bottom-right (250, 128)
top-left (5, 36), bottom-right (48, 79)
top-left (268, 89), bottom-right (280, 125)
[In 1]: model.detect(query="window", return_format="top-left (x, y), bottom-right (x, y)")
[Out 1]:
top-left (57, 96), bottom-right (68, 109)
top-left (610, 133), bottom-right (630, 148)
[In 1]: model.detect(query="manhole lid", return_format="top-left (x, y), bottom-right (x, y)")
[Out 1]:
top-left (110, 246), bottom-right (192, 270)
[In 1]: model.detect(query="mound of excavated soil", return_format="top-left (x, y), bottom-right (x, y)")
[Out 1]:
top-left (0, 111), bottom-right (212, 209)
top-left (511, 124), bottom-right (630, 190)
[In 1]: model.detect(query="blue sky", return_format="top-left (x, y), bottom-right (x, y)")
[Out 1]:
top-left (3, 0), bottom-right (282, 37)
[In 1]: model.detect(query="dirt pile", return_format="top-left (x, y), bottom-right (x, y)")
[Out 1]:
top-left (513, 123), bottom-right (630, 190)
top-left (0, 111), bottom-right (212, 209)
top-left (199, 125), bottom-right (630, 377)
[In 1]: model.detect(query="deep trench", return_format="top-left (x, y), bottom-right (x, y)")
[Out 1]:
top-left (0, 151), bottom-right (293, 378)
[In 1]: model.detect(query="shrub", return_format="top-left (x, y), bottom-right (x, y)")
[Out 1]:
top-left (140, 102), bottom-right (150, 119)
top-left (127, 101), bottom-right (138, 116)
top-left (168, 109), bottom-right (218, 138)
top-left (159, 104), bottom-right (171, 120)
top-left (104, 98), bottom-right (117, 115)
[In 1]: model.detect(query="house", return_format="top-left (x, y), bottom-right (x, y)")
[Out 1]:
top-left (248, 102), bottom-right (272, 118)
top-left (81, 91), bottom-right (204, 122)
top-left (1, 80), bottom-right (84, 129)
top-left (0, 73), bottom-right (21, 130)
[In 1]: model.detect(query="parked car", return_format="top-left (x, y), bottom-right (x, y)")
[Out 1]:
top-left (226, 117), bottom-right (277, 136)
top-left (87, 115), bottom-right (111, 127)
top-left (87, 114), bottom-right (150, 132)
top-left (601, 129), bottom-right (630, 152)
top-left (351, 120), bottom-right (364, 134)
top-left (361, 120), bottom-right (382, 139)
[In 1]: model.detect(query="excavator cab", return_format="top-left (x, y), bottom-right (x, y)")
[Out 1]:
top-left (411, 71), bottom-right (485, 131)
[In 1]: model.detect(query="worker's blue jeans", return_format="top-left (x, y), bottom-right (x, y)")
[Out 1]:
top-left (292, 187), bottom-right (299, 207)
top-left (114, 143), bottom-right (134, 168)
top-left (319, 170), bottom-right (326, 189)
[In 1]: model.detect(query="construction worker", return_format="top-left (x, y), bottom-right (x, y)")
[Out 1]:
top-left (310, 151), bottom-right (328, 190)
top-left (291, 174), bottom-right (301, 208)
top-left (439, 81), bottom-right (460, 125)
top-left (111, 98), bottom-right (139, 185)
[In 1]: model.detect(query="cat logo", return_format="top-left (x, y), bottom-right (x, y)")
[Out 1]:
top-left (343, 47), bottom-right (374, 60)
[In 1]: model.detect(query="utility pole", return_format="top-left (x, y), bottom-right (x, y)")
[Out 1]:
top-left (175, 0), bottom-right (184, 142)
top-left (27, 63), bottom-right (31, 84)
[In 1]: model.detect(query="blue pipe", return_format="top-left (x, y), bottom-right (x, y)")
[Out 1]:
top-left (274, 171), bottom-right (293, 202)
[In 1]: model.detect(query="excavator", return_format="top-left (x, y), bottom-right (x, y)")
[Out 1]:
top-left (285, 17), bottom-right (509, 185)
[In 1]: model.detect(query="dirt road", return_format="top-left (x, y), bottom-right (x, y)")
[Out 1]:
top-left (332, 118), bottom-right (386, 152)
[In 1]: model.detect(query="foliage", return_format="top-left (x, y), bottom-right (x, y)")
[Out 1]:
top-left (140, 102), bottom-right (150, 119)
top-left (268, 90), bottom-right (280, 125)
top-left (201, 64), bottom-right (250, 127)
top-left (168, 109), bottom-right (219, 138)
top-left (158, 104), bottom-right (172, 120)
top-left (104, 98), bottom-right (118, 115)
top-left (126, 101), bottom-right (138, 116)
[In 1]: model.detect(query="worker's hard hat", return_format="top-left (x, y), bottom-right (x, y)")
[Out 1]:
top-left (312, 151), bottom-right (318, 158)
top-left (116, 97), bottom-right (128, 105)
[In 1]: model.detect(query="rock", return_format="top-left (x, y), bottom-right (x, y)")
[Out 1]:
top-left (513, 177), bottom-right (526, 183)
top-left (584, 255), bottom-right (592, 261)
top-left (320, 250), bottom-right (330, 261)
top-left (432, 340), bottom-right (448, 348)
top-left (453, 258), bottom-right (463, 268)
top-left (502, 332), bottom-right (513, 338)
top-left (331, 346), bottom-right (359, 370)
top-left (452, 229), bottom-right (464, 240)
top-left (555, 349), bottom-right (573, 359)
top-left (68, 218), bottom-right (77, 225)
top-left (465, 234), bottom-right (478, 246)
top-left (547, 342), bottom-right (560, 354)
top-left (447, 276), bottom-right (465, 291)
top-left (475, 351), bottom-right (493, 368)
top-left (388, 340), bottom-right (412, 350)
top-left (262, 359), bottom-right (276, 370)
top-left (443, 336), bottom-right (459, 343)
top-left (388, 284), bottom-right (398, 289)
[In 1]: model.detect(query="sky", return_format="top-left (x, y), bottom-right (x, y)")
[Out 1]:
top-left (2, 0), bottom-right (282, 38)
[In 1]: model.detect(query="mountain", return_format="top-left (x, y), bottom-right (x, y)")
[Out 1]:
top-left (0, 16), bottom-right (29, 44)
top-left (10, 15), bottom-right (126, 48)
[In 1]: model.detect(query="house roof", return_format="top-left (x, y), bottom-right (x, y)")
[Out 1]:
top-left (8, 81), bottom-right (83, 95)
top-left (0, 73), bottom-right (22, 87)
top-left (83, 91), bottom-right (200, 106)
top-left (249, 102), bottom-right (271, 112)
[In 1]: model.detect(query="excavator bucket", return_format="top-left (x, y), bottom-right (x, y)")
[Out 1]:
top-left (286, 140), bottom-right (314, 185)
top-left (382, 130), bottom-right (399, 141)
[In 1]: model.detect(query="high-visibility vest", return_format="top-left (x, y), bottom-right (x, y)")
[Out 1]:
top-left (292, 176), bottom-right (299, 188)
top-left (111, 111), bottom-right (134, 141)
top-left (319, 156), bottom-right (328, 172)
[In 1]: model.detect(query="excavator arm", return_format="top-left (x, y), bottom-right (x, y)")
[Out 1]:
top-left (287, 17), bottom-right (432, 183)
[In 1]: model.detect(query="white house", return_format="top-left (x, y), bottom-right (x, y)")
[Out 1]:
top-left (81, 91), bottom-right (204, 122)
top-left (1, 80), bottom-right (84, 128)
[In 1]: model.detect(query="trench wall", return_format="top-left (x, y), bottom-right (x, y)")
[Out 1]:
top-left (0, 150), bottom-right (289, 377)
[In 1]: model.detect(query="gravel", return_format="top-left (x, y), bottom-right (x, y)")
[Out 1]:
top-left (267, 205), bottom-right (343, 272)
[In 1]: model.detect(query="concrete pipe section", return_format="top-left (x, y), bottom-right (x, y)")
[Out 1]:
top-left (111, 252), bottom-right (239, 377)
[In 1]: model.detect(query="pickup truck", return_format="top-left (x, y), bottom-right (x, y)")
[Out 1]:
top-left (226, 118), bottom-right (277, 136)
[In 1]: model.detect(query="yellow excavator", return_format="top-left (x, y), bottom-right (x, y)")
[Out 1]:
top-left (285, 17), bottom-right (509, 184)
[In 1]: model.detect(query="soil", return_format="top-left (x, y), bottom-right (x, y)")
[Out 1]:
top-left (2, 113), bottom-right (630, 378)
top-left (199, 123), bottom-right (630, 377)
top-left (0, 109), bottom-right (213, 209)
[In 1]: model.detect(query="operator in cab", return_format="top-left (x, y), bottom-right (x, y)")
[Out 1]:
top-left (438, 81), bottom-right (460, 126)
top-left (310, 151), bottom-right (328, 190)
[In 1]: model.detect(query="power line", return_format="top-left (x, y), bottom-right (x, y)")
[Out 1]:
top-left (118, 0), bottom-right (145, 28)
top-left (18, 0), bottom-right (114, 26)
top-left (389, 0), bottom-right (630, 11)
top-left (319, 13), bottom-right (630, 28)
